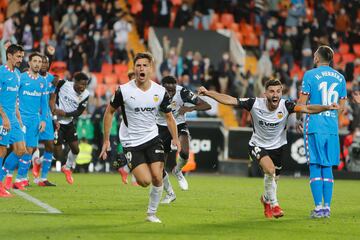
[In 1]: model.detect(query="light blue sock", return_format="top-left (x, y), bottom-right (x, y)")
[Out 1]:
top-left (0, 152), bottom-right (21, 181)
top-left (322, 166), bottom-right (334, 208)
top-left (41, 152), bottom-right (53, 179)
top-left (16, 154), bottom-right (32, 180)
top-left (309, 164), bottom-right (323, 207)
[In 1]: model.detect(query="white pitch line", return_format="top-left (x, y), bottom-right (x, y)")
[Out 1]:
top-left (13, 190), bottom-right (62, 214)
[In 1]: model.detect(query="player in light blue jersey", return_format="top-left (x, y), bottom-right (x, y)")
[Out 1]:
top-left (12, 52), bottom-right (48, 188)
top-left (0, 44), bottom-right (27, 197)
top-left (298, 46), bottom-right (347, 218)
top-left (32, 55), bottom-right (58, 187)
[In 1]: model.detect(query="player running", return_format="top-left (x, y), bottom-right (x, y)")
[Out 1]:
top-left (297, 46), bottom-right (347, 218)
top-left (11, 52), bottom-right (48, 189)
top-left (32, 55), bottom-right (58, 186)
top-left (157, 75), bottom-right (211, 203)
top-left (100, 52), bottom-right (180, 223)
top-left (0, 44), bottom-right (26, 197)
top-left (52, 72), bottom-right (90, 184)
top-left (198, 79), bottom-right (339, 219)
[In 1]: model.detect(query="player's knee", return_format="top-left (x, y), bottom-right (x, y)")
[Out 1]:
top-left (179, 151), bottom-right (189, 160)
top-left (14, 147), bottom-right (26, 157)
top-left (138, 179), bottom-right (151, 187)
top-left (265, 166), bottom-right (275, 176)
top-left (152, 175), bottom-right (163, 186)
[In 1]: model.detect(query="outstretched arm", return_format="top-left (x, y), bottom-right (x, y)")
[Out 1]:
top-left (294, 103), bottom-right (339, 114)
top-left (198, 86), bottom-right (238, 106)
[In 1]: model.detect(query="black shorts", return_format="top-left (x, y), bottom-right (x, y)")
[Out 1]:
top-left (248, 145), bottom-right (284, 176)
top-left (55, 122), bottom-right (78, 145)
top-left (158, 123), bottom-right (190, 153)
top-left (123, 137), bottom-right (165, 171)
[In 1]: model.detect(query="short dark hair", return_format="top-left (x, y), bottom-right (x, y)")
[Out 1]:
top-left (6, 44), bottom-right (24, 60)
top-left (73, 72), bottom-right (89, 83)
top-left (28, 52), bottom-right (42, 61)
top-left (162, 75), bottom-right (177, 85)
top-left (133, 52), bottom-right (154, 65)
top-left (265, 79), bottom-right (282, 90)
top-left (316, 45), bottom-right (334, 63)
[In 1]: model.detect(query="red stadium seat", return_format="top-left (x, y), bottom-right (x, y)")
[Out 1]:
top-left (95, 84), bottom-right (106, 97)
top-left (338, 43), bottom-right (350, 55)
top-left (118, 72), bottom-right (129, 84)
top-left (341, 53), bottom-right (355, 65)
top-left (171, 0), bottom-right (182, 6)
top-left (333, 53), bottom-right (341, 65)
top-left (104, 74), bottom-right (118, 84)
top-left (91, 72), bottom-right (104, 84)
top-left (210, 13), bottom-right (219, 30)
top-left (114, 64), bottom-right (128, 75)
top-left (101, 63), bottom-right (113, 74)
top-left (353, 44), bottom-right (360, 57)
top-left (236, 32), bottom-right (244, 45)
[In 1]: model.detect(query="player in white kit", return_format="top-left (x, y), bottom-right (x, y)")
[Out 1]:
top-left (100, 52), bottom-right (180, 223)
top-left (198, 79), bottom-right (338, 219)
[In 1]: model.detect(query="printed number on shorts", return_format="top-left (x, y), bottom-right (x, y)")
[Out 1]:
top-left (252, 146), bottom-right (261, 160)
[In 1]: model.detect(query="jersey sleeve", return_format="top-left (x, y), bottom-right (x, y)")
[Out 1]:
top-left (55, 80), bottom-right (66, 94)
top-left (237, 97), bottom-right (255, 111)
top-left (109, 87), bottom-right (123, 110)
top-left (285, 100), bottom-right (296, 114)
top-left (180, 87), bottom-right (199, 105)
top-left (301, 71), bottom-right (311, 95)
top-left (159, 92), bottom-right (172, 113)
top-left (339, 75), bottom-right (347, 99)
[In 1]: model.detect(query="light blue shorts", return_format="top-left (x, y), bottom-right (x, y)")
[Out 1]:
top-left (0, 118), bottom-right (25, 146)
top-left (305, 133), bottom-right (340, 166)
top-left (39, 116), bottom-right (54, 141)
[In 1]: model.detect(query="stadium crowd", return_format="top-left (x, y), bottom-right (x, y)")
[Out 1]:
top-left (0, 0), bottom-right (360, 171)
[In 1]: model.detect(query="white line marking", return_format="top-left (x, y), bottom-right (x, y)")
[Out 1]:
top-left (13, 190), bottom-right (62, 214)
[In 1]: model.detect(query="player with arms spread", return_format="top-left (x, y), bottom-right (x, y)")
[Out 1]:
top-left (199, 79), bottom-right (338, 219)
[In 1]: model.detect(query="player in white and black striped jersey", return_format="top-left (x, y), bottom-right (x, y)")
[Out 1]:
top-left (198, 79), bottom-right (338, 219)
top-left (100, 52), bottom-right (180, 223)
top-left (52, 72), bottom-right (90, 185)
top-left (156, 75), bottom-right (211, 204)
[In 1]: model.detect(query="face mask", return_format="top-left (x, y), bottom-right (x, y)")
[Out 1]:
top-left (74, 39), bottom-right (80, 45)
top-left (94, 35), bottom-right (100, 41)
top-left (25, 26), bottom-right (31, 32)
top-left (181, 5), bottom-right (188, 11)
top-left (68, 8), bottom-right (74, 14)
top-left (96, 19), bottom-right (102, 24)
top-left (33, 7), bottom-right (40, 13)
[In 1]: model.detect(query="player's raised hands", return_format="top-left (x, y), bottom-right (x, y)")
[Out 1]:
top-left (197, 86), bottom-right (208, 96)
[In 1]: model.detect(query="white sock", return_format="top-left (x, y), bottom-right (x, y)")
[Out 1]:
top-left (163, 172), bottom-right (175, 195)
top-left (131, 174), bottom-right (137, 183)
top-left (66, 152), bottom-right (78, 169)
top-left (175, 155), bottom-right (187, 172)
top-left (147, 185), bottom-right (163, 215)
top-left (32, 149), bottom-right (41, 164)
top-left (123, 165), bottom-right (130, 173)
top-left (264, 174), bottom-right (278, 206)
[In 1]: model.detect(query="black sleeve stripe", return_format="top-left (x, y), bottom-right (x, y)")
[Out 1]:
top-left (237, 98), bottom-right (255, 111)
top-left (54, 80), bottom-right (66, 106)
top-left (110, 88), bottom-right (128, 127)
top-left (284, 100), bottom-right (296, 114)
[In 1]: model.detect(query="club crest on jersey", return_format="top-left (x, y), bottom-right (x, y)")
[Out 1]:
top-left (171, 101), bottom-right (176, 109)
top-left (125, 152), bottom-right (132, 169)
top-left (40, 83), bottom-right (44, 89)
top-left (153, 94), bottom-right (159, 102)
top-left (277, 111), bottom-right (283, 119)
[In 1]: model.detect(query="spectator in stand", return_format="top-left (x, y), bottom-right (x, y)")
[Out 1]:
top-left (102, 28), bottom-right (112, 64)
top-left (68, 34), bottom-right (85, 74)
top-left (285, 3), bottom-right (305, 28)
top-left (58, 4), bottom-right (78, 35)
top-left (174, 2), bottom-right (192, 30)
top-left (193, 0), bottom-right (211, 30)
top-left (156, 0), bottom-right (172, 28)
top-left (87, 31), bottom-right (105, 72)
top-left (257, 51), bottom-right (272, 78)
top-left (335, 8), bottom-right (350, 41)
top-left (22, 24), bottom-right (33, 56)
top-left (280, 32), bottom-right (295, 70)
top-left (2, 14), bottom-right (17, 43)
top-left (113, 14), bottom-right (132, 52)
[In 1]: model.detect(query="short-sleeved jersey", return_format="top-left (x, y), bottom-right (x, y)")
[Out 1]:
top-left (110, 80), bottom-right (172, 147)
top-left (0, 65), bottom-right (21, 121)
top-left (18, 72), bottom-right (47, 119)
top-left (156, 85), bottom-right (199, 126)
top-left (42, 73), bottom-right (55, 117)
top-left (238, 97), bottom-right (296, 149)
top-left (55, 80), bottom-right (90, 125)
top-left (301, 66), bottom-right (347, 134)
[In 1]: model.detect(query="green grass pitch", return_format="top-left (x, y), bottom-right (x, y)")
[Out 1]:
top-left (0, 173), bottom-right (359, 240)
